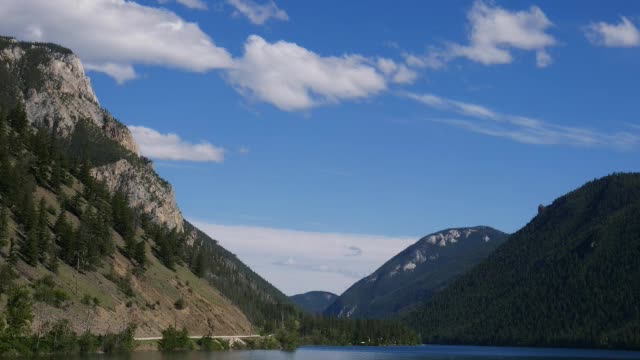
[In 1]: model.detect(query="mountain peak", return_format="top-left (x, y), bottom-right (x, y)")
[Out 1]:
top-left (325, 225), bottom-right (508, 319)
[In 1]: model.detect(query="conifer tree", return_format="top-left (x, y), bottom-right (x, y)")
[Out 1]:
top-left (22, 223), bottom-right (40, 266)
top-left (8, 101), bottom-right (28, 137)
top-left (36, 198), bottom-right (50, 262)
top-left (134, 240), bottom-right (147, 269)
top-left (53, 211), bottom-right (74, 265)
top-left (5, 286), bottom-right (33, 337)
top-left (0, 203), bottom-right (8, 248)
top-left (0, 109), bottom-right (8, 157)
top-left (8, 238), bottom-right (18, 266)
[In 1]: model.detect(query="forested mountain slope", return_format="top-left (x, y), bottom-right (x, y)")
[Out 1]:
top-left (409, 173), bottom-right (640, 350)
top-left (0, 36), bottom-right (296, 337)
top-left (325, 226), bottom-right (507, 319)
top-left (290, 291), bottom-right (338, 314)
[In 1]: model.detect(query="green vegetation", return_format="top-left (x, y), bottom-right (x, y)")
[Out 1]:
top-left (409, 173), bottom-right (640, 350)
top-left (159, 326), bottom-right (192, 351)
top-left (297, 315), bottom-right (419, 347)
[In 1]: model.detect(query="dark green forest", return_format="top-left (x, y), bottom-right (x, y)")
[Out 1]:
top-left (408, 173), bottom-right (640, 350)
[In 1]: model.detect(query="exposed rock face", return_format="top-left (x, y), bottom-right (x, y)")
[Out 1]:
top-left (1, 38), bottom-right (183, 232)
top-left (91, 159), bottom-right (184, 232)
top-left (0, 41), bottom-right (139, 154)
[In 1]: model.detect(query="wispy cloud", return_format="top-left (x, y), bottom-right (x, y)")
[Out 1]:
top-left (128, 126), bottom-right (225, 162)
top-left (585, 17), bottom-right (640, 48)
top-left (226, 0), bottom-right (288, 25)
top-left (158, 0), bottom-right (208, 11)
top-left (190, 220), bottom-right (416, 294)
top-left (272, 258), bottom-right (365, 279)
top-left (406, 92), bottom-right (640, 148)
top-left (406, 1), bottom-right (557, 69)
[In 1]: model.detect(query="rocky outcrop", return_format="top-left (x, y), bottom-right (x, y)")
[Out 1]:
top-left (1, 38), bottom-right (183, 232)
top-left (91, 159), bottom-right (184, 232)
top-left (0, 40), bottom-right (139, 154)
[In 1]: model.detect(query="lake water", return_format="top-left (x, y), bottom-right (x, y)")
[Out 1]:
top-left (37, 345), bottom-right (640, 360)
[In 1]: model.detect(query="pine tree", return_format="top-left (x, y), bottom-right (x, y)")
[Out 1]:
top-left (54, 211), bottom-right (75, 266)
top-left (5, 285), bottom-right (33, 337)
top-left (0, 203), bottom-right (8, 248)
top-left (8, 238), bottom-right (18, 266)
top-left (8, 101), bottom-right (28, 137)
top-left (36, 198), bottom-right (50, 262)
top-left (22, 223), bottom-right (40, 266)
top-left (0, 109), bottom-right (8, 157)
top-left (134, 240), bottom-right (147, 269)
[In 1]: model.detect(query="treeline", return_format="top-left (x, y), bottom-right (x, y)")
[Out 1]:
top-left (156, 316), bottom-right (418, 353)
top-left (296, 315), bottom-right (419, 347)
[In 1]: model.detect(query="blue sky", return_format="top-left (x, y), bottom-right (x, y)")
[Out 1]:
top-left (2, 0), bottom-right (639, 295)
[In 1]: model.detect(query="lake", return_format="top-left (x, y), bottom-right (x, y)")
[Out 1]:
top-left (35, 345), bottom-right (640, 360)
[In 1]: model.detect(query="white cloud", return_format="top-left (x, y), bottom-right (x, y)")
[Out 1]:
top-left (0, 0), bottom-right (232, 82)
top-left (128, 126), bottom-right (225, 162)
top-left (227, 35), bottom-right (389, 111)
top-left (451, 1), bottom-right (556, 66)
top-left (406, 92), bottom-right (640, 148)
top-left (84, 63), bottom-right (137, 84)
top-left (585, 17), bottom-right (640, 48)
top-left (190, 220), bottom-right (416, 295)
top-left (407, 1), bottom-right (556, 68)
top-left (376, 58), bottom-right (418, 84)
top-left (227, 0), bottom-right (288, 25)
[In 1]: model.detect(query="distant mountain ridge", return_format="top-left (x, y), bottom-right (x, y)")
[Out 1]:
top-left (325, 226), bottom-right (508, 319)
top-left (290, 291), bottom-right (338, 314)
top-left (409, 173), bottom-right (640, 349)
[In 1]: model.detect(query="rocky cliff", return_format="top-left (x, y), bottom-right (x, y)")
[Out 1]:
top-left (91, 159), bottom-right (184, 232)
top-left (0, 36), bottom-right (183, 231)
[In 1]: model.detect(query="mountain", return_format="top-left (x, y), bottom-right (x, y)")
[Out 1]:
top-left (409, 173), bottom-right (640, 350)
top-left (325, 226), bottom-right (508, 319)
top-left (0, 36), bottom-right (296, 337)
top-left (290, 291), bottom-right (338, 314)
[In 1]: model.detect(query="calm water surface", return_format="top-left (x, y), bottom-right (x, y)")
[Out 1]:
top-left (38, 346), bottom-right (640, 360)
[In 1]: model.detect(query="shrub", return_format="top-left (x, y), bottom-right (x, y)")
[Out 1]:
top-left (174, 297), bottom-right (185, 310)
top-left (43, 320), bottom-right (78, 354)
top-left (33, 275), bottom-right (70, 308)
top-left (197, 336), bottom-right (225, 351)
top-left (101, 324), bottom-right (136, 354)
top-left (159, 326), bottom-right (191, 351)
top-left (78, 332), bottom-right (100, 354)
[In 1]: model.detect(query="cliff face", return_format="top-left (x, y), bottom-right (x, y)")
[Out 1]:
top-left (0, 37), bottom-right (183, 231)
top-left (91, 159), bottom-right (184, 233)
top-left (0, 41), bottom-right (139, 154)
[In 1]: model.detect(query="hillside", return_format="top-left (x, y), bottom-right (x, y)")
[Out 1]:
top-left (325, 226), bottom-right (507, 319)
top-left (0, 36), bottom-right (295, 337)
top-left (409, 173), bottom-right (640, 350)
top-left (290, 291), bottom-right (338, 314)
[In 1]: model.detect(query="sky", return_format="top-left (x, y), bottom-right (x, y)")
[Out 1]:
top-left (1, 0), bottom-right (639, 295)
